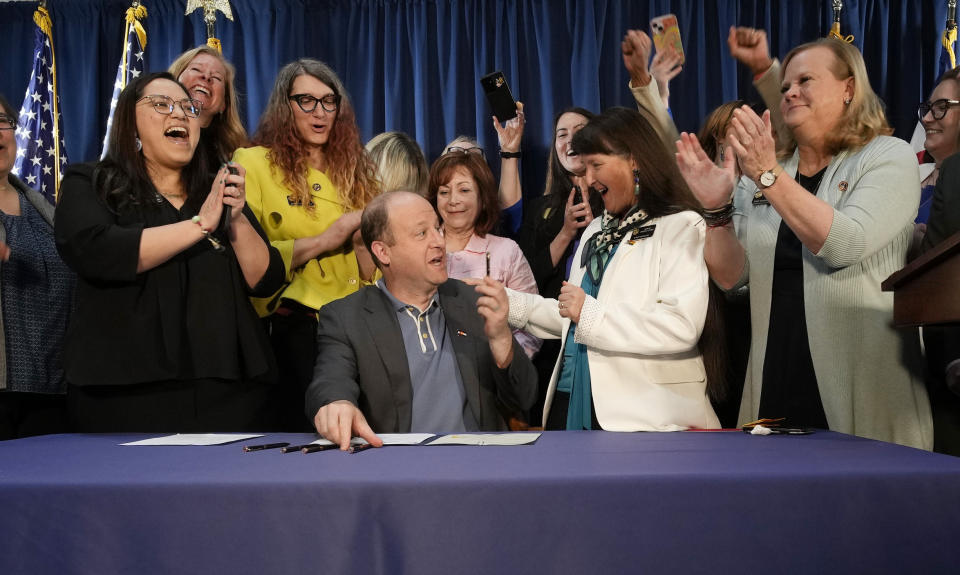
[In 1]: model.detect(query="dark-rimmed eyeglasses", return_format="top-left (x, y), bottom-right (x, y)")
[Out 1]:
top-left (444, 146), bottom-right (485, 158)
top-left (918, 99), bottom-right (960, 121)
top-left (137, 95), bottom-right (202, 119)
top-left (0, 115), bottom-right (16, 131)
top-left (289, 93), bottom-right (341, 114)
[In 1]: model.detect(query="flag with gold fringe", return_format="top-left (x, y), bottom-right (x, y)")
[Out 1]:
top-left (12, 5), bottom-right (68, 204)
top-left (101, 2), bottom-right (148, 159)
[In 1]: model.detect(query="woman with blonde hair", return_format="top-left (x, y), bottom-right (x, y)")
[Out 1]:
top-left (676, 38), bottom-right (932, 448)
top-left (366, 131), bottom-right (428, 195)
top-left (168, 45), bottom-right (247, 163)
top-left (233, 58), bottom-right (380, 430)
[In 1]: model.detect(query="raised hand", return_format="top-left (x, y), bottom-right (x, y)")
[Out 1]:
top-left (675, 132), bottom-right (737, 209)
top-left (197, 164), bottom-right (229, 232)
top-left (621, 29), bottom-right (653, 86)
top-left (474, 276), bottom-right (515, 368)
top-left (560, 184), bottom-right (593, 238)
top-left (493, 101), bottom-right (525, 154)
top-left (727, 107), bottom-right (777, 186)
top-left (650, 47), bottom-right (683, 108)
top-left (222, 161), bottom-right (247, 222)
top-left (727, 26), bottom-right (774, 76)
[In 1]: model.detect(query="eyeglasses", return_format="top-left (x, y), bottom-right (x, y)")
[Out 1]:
top-left (0, 115), bottom-right (16, 131)
top-left (444, 146), bottom-right (485, 158)
top-left (289, 93), bottom-right (341, 114)
top-left (137, 95), bottom-right (202, 119)
top-left (918, 99), bottom-right (960, 121)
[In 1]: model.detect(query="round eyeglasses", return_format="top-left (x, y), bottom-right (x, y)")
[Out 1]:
top-left (918, 98), bottom-right (960, 121)
top-left (289, 93), bottom-right (341, 114)
top-left (137, 95), bottom-right (202, 119)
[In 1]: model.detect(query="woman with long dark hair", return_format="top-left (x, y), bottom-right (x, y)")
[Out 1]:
top-left (55, 72), bottom-right (284, 432)
top-left (508, 107), bottom-right (724, 431)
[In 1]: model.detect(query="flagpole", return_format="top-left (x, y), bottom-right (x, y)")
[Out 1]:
top-left (33, 2), bottom-right (64, 198)
top-left (185, 0), bottom-right (234, 54)
top-left (944, 0), bottom-right (957, 71)
top-left (828, 0), bottom-right (855, 43)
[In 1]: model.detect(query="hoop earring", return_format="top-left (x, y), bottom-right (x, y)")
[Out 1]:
top-left (633, 169), bottom-right (641, 197)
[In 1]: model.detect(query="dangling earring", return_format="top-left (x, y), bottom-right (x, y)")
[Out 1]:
top-left (135, 136), bottom-right (142, 152)
top-left (633, 169), bottom-right (641, 197)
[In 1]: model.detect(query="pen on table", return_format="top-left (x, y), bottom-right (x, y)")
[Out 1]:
top-left (485, 251), bottom-right (491, 277)
top-left (242, 442), bottom-right (290, 452)
top-left (301, 444), bottom-right (341, 454)
top-left (281, 444), bottom-right (316, 453)
top-left (349, 443), bottom-right (378, 454)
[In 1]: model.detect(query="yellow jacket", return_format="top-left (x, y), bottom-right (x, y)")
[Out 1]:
top-left (233, 146), bottom-right (364, 316)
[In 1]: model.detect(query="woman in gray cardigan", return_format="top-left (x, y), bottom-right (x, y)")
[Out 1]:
top-left (0, 94), bottom-right (75, 439)
top-left (675, 38), bottom-right (932, 449)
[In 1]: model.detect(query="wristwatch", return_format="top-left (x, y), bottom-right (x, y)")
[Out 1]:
top-left (757, 164), bottom-right (783, 189)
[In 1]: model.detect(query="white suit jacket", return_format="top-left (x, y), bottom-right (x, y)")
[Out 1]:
top-left (508, 210), bottom-right (720, 431)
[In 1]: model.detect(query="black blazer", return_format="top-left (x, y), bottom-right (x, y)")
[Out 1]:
top-left (305, 280), bottom-right (537, 432)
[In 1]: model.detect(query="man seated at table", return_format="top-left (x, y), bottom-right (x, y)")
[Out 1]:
top-left (305, 191), bottom-right (537, 449)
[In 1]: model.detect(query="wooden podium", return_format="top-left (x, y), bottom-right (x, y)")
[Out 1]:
top-left (882, 230), bottom-right (960, 327)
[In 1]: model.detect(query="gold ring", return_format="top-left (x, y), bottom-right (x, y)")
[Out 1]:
top-left (559, 302), bottom-right (566, 309)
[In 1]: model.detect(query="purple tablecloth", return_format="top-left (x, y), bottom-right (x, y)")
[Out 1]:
top-left (1, 430), bottom-right (959, 574)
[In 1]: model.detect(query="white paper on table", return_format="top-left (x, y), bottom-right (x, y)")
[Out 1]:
top-left (121, 433), bottom-right (264, 446)
top-left (308, 433), bottom-right (435, 447)
top-left (427, 432), bottom-right (540, 446)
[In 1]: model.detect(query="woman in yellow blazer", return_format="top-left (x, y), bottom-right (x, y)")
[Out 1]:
top-left (233, 59), bottom-right (379, 431)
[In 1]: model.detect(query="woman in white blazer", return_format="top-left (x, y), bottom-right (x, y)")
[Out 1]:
top-left (506, 107), bottom-right (723, 431)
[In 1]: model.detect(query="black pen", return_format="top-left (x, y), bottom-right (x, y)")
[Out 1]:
top-left (302, 443), bottom-right (340, 454)
top-left (242, 442), bottom-right (290, 452)
top-left (485, 251), bottom-right (491, 277)
top-left (348, 443), bottom-right (378, 454)
top-left (281, 444), bottom-right (315, 453)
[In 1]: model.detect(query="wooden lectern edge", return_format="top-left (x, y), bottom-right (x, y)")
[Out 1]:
top-left (881, 229), bottom-right (960, 291)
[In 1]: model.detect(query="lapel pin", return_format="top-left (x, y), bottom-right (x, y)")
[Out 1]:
top-left (457, 330), bottom-right (467, 337)
top-left (838, 181), bottom-right (848, 192)
top-left (313, 182), bottom-right (322, 191)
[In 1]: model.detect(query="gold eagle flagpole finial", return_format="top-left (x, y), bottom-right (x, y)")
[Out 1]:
top-left (828, 0), bottom-right (855, 43)
top-left (185, 0), bottom-right (233, 54)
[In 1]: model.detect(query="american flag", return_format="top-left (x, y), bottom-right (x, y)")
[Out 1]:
top-left (13, 6), bottom-right (67, 205)
top-left (101, 3), bottom-right (148, 159)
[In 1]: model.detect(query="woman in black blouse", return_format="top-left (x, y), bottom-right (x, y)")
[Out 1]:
top-left (55, 72), bottom-right (285, 432)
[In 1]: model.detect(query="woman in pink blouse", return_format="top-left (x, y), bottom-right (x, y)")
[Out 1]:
top-left (427, 152), bottom-right (540, 359)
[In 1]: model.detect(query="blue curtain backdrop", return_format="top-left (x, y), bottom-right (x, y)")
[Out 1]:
top-left (0, 0), bottom-right (950, 199)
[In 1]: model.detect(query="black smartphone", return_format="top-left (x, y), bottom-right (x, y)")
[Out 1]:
top-left (480, 71), bottom-right (517, 121)
top-left (220, 165), bottom-right (239, 234)
top-left (573, 186), bottom-right (585, 222)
